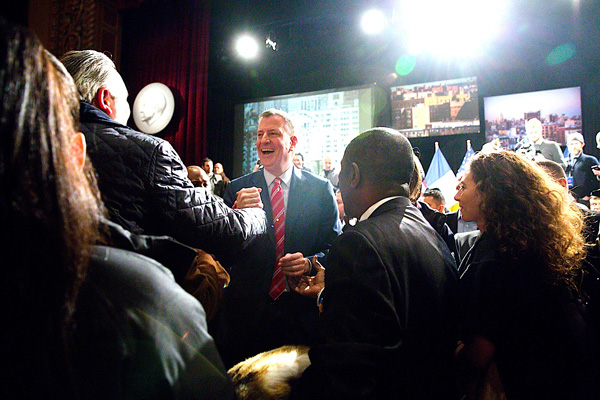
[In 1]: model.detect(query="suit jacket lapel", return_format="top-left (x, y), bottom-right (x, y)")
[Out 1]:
top-left (285, 167), bottom-right (304, 241)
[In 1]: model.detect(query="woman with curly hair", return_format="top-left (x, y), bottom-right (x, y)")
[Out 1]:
top-left (454, 151), bottom-right (599, 399)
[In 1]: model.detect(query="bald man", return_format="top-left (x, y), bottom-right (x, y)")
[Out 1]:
top-left (187, 165), bottom-right (209, 188)
top-left (290, 128), bottom-right (458, 399)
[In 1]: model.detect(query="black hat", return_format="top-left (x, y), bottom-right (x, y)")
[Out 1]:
top-left (590, 189), bottom-right (600, 198)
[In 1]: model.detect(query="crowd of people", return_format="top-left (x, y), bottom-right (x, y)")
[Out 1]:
top-left (2, 18), bottom-right (600, 399)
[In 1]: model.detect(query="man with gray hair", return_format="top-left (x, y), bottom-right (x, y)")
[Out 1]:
top-left (60, 50), bottom-right (266, 261)
top-left (515, 118), bottom-right (566, 168)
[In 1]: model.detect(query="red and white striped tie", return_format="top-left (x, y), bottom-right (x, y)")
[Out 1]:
top-left (269, 177), bottom-right (286, 300)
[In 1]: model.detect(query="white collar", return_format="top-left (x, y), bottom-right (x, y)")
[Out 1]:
top-left (359, 196), bottom-right (401, 222)
top-left (264, 165), bottom-right (293, 187)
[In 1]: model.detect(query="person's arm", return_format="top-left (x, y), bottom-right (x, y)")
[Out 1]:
top-left (148, 140), bottom-right (267, 262)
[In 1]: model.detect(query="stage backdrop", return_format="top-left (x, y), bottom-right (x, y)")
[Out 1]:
top-left (121, 0), bottom-right (210, 166)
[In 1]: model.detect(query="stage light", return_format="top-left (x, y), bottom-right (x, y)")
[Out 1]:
top-left (361, 9), bottom-right (387, 35)
top-left (396, 0), bottom-right (508, 58)
top-left (236, 35), bottom-right (259, 59)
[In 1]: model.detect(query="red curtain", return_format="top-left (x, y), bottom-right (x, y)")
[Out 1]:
top-left (120, 0), bottom-right (210, 165)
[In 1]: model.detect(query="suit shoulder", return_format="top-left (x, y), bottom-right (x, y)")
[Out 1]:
top-left (229, 170), bottom-right (262, 185)
top-left (298, 169), bottom-right (333, 188)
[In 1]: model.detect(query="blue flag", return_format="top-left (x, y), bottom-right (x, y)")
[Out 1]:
top-left (424, 146), bottom-right (458, 210)
top-left (457, 141), bottom-right (476, 177)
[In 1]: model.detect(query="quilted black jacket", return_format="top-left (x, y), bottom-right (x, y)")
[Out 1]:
top-left (79, 102), bottom-right (267, 260)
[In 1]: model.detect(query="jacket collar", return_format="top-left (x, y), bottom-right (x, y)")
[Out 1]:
top-left (79, 101), bottom-right (128, 130)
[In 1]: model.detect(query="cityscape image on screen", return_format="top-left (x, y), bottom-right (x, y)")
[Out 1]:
top-left (234, 85), bottom-right (374, 176)
top-left (484, 86), bottom-right (582, 150)
top-left (390, 76), bottom-right (480, 138)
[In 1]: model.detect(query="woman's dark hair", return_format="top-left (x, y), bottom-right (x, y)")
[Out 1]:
top-left (0, 19), bottom-right (104, 397)
top-left (468, 151), bottom-right (585, 286)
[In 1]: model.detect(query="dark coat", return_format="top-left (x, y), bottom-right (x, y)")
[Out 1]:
top-left (459, 233), bottom-right (600, 399)
top-left (566, 152), bottom-right (600, 200)
top-left (290, 197), bottom-right (460, 400)
top-left (215, 166), bottom-right (342, 366)
top-left (72, 245), bottom-right (234, 400)
top-left (79, 102), bottom-right (266, 261)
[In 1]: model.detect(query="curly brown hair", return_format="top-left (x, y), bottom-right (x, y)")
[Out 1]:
top-left (468, 151), bottom-right (585, 285)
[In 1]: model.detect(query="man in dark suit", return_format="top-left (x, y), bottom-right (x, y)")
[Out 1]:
top-left (215, 108), bottom-right (342, 367)
top-left (289, 128), bottom-right (459, 399)
top-left (566, 132), bottom-right (600, 203)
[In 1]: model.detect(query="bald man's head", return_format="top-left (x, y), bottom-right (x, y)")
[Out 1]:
top-left (187, 165), bottom-right (209, 188)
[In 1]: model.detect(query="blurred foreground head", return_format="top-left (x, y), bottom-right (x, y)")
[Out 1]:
top-left (0, 18), bottom-right (104, 397)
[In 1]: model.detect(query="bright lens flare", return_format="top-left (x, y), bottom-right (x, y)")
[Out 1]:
top-left (546, 43), bottom-right (576, 65)
top-left (236, 35), bottom-right (259, 59)
top-left (361, 9), bottom-right (387, 35)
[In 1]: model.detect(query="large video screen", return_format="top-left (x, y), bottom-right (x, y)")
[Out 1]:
top-left (484, 86), bottom-right (582, 150)
top-left (233, 85), bottom-right (375, 176)
top-left (390, 76), bottom-right (480, 138)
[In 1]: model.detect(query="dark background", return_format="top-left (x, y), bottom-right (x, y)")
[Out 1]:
top-left (206, 0), bottom-right (600, 176)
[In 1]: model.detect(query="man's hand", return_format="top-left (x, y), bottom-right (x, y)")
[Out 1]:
top-left (279, 252), bottom-right (310, 277)
top-left (233, 187), bottom-right (263, 209)
top-left (289, 256), bottom-right (324, 299)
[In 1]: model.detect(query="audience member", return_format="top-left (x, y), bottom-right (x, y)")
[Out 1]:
top-left (454, 151), bottom-right (599, 399)
top-left (515, 118), bottom-right (566, 168)
top-left (187, 164), bottom-right (209, 188)
top-left (422, 187), bottom-right (446, 212)
top-left (288, 128), bottom-right (459, 399)
top-left (202, 157), bottom-right (225, 196)
top-left (446, 209), bottom-right (478, 234)
top-left (565, 132), bottom-right (600, 204)
top-left (590, 189), bottom-right (600, 212)
top-left (60, 50), bottom-right (266, 261)
top-left (293, 152), bottom-right (313, 173)
top-left (480, 137), bottom-right (501, 154)
top-left (0, 20), bottom-right (232, 399)
top-left (216, 108), bottom-right (342, 367)
top-left (321, 155), bottom-right (339, 188)
top-left (214, 162), bottom-right (230, 185)
top-left (410, 156), bottom-right (458, 261)
top-left (335, 189), bottom-right (345, 224)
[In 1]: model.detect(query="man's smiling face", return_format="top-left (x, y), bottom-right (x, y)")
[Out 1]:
top-left (256, 115), bottom-right (297, 176)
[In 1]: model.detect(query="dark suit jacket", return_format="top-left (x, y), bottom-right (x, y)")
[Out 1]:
top-left (290, 197), bottom-right (459, 400)
top-left (215, 166), bottom-right (342, 366)
top-left (566, 152), bottom-right (600, 200)
top-left (536, 139), bottom-right (566, 169)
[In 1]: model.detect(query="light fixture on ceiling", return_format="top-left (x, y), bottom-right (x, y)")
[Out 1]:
top-left (265, 32), bottom-right (278, 51)
top-left (361, 9), bottom-right (387, 35)
top-left (236, 34), bottom-right (259, 59)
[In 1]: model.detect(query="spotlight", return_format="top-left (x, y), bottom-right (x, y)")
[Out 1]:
top-left (236, 35), bottom-right (259, 59)
top-left (361, 9), bottom-right (387, 35)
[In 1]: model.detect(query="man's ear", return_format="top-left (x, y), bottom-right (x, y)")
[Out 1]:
top-left (72, 132), bottom-right (87, 171)
top-left (289, 135), bottom-right (298, 152)
top-left (93, 87), bottom-right (116, 119)
top-left (350, 162), bottom-right (361, 188)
